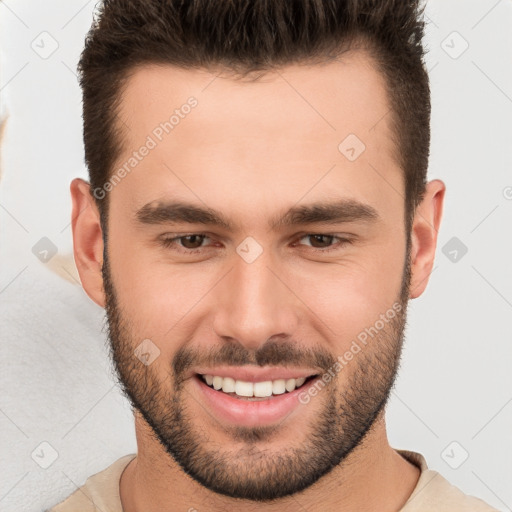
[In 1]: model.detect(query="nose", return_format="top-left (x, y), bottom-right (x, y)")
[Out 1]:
top-left (212, 247), bottom-right (300, 352)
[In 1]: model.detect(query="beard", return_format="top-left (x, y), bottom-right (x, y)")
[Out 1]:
top-left (102, 239), bottom-right (412, 502)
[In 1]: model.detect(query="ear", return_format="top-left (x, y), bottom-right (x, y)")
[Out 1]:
top-left (70, 178), bottom-right (106, 308)
top-left (409, 179), bottom-right (446, 299)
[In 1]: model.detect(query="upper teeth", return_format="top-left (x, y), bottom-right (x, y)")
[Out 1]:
top-left (202, 375), bottom-right (307, 397)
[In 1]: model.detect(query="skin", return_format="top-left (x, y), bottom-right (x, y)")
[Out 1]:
top-left (71, 50), bottom-right (445, 511)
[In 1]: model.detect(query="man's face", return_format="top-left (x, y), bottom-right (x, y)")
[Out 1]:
top-left (103, 53), bottom-right (411, 500)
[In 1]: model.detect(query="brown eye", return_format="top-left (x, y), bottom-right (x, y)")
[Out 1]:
top-left (159, 233), bottom-right (211, 253)
top-left (307, 234), bottom-right (335, 248)
top-left (179, 234), bottom-right (206, 249)
top-left (296, 234), bottom-right (353, 253)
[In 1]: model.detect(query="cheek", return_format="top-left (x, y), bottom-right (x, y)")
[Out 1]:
top-left (106, 230), bottom-right (180, 336)
top-left (289, 239), bottom-right (406, 346)
top-left (107, 230), bottom-right (219, 350)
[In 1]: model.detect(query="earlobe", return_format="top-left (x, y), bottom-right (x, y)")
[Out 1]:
top-left (409, 179), bottom-right (446, 299)
top-left (70, 178), bottom-right (106, 308)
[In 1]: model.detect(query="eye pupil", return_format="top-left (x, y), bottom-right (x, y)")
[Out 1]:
top-left (310, 234), bottom-right (334, 248)
top-left (181, 235), bottom-right (205, 249)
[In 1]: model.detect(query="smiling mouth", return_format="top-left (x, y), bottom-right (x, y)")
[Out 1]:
top-left (197, 373), bottom-right (318, 401)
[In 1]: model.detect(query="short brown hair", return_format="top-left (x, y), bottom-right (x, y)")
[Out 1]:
top-left (78, 0), bottom-right (430, 232)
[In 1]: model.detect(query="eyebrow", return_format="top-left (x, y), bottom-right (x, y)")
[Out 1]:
top-left (135, 199), bottom-right (380, 231)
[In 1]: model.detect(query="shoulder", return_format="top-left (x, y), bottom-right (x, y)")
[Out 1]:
top-left (397, 450), bottom-right (500, 512)
top-left (47, 454), bottom-right (136, 512)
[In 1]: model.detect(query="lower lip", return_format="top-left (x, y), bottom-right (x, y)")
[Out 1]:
top-left (192, 375), bottom-right (317, 427)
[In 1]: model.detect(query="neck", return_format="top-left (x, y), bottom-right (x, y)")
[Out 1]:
top-left (120, 409), bottom-right (420, 512)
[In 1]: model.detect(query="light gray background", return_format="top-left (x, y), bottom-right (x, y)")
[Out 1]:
top-left (1, 1), bottom-right (511, 511)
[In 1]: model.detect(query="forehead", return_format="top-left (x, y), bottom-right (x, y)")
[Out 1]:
top-left (111, 53), bottom-right (402, 225)
top-left (119, 52), bottom-right (392, 141)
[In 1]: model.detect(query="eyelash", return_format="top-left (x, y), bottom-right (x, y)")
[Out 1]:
top-left (159, 233), bottom-right (353, 254)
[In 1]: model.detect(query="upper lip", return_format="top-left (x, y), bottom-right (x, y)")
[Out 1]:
top-left (192, 366), bottom-right (319, 382)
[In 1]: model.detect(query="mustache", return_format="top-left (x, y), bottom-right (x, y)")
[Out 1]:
top-left (173, 338), bottom-right (338, 381)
